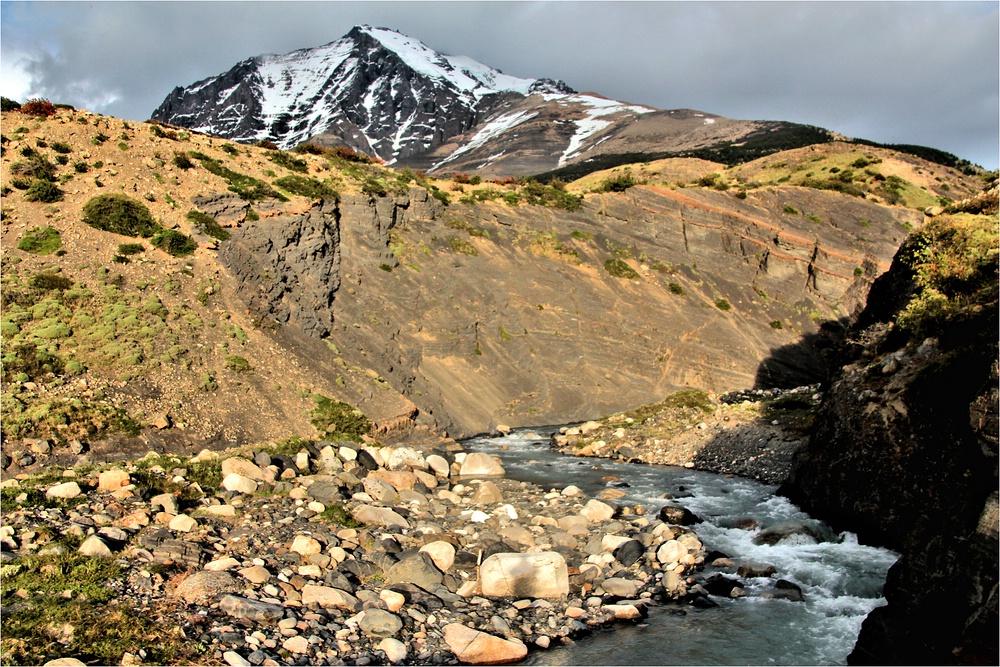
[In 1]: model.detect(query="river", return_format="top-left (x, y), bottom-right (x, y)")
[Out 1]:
top-left (464, 429), bottom-right (899, 665)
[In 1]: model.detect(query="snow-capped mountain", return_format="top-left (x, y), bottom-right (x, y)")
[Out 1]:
top-left (152, 26), bottom-right (828, 177)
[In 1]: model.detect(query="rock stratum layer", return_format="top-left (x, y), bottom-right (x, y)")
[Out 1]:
top-left (219, 178), bottom-right (916, 438)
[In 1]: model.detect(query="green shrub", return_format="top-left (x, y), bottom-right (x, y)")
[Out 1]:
top-left (220, 143), bottom-right (240, 156)
top-left (267, 150), bottom-right (308, 173)
top-left (82, 194), bottom-right (159, 237)
top-left (185, 210), bottom-right (230, 241)
top-left (73, 161), bottom-right (90, 173)
top-left (604, 257), bottom-right (639, 279)
top-left (150, 229), bottom-right (196, 257)
top-left (50, 141), bottom-right (72, 154)
top-left (273, 174), bottom-right (337, 200)
top-left (172, 152), bottom-right (195, 170)
top-left (193, 154), bottom-right (286, 201)
top-left (309, 394), bottom-right (372, 439)
top-left (23, 179), bottom-right (64, 203)
top-left (714, 298), bottom-right (732, 311)
top-left (571, 230), bottom-right (594, 241)
top-left (1, 96), bottom-right (21, 111)
top-left (662, 388), bottom-right (714, 413)
top-left (10, 156), bottom-right (56, 181)
top-left (449, 237), bottom-right (478, 255)
top-left (17, 226), bottom-right (62, 255)
top-left (668, 282), bottom-right (685, 295)
top-left (769, 319), bottom-right (783, 329)
top-left (224, 355), bottom-right (251, 372)
top-left (782, 204), bottom-right (799, 215)
top-left (897, 214), bottom-right (999, 334)
top-left (597, 171), bottom-right (638, 193)
top-left (117, 242), bottom-right (145, 256)
top-left (29, 272), bottom-right (73, 291)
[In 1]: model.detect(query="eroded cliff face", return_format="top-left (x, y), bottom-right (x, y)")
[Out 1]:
top-left (216, 180), bottom-right (916, 438)
top-left (780, 227), bottom-right (999, 664)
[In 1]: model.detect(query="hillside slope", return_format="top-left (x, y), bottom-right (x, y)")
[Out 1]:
top-left (1, 106), bottom-right (983, 468)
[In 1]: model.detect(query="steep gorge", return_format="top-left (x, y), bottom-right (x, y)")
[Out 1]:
top-left (780, 207), bottom-right (999, 664)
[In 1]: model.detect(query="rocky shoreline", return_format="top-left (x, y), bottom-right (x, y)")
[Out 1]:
top-left (1, 436), bottom-right (734, 666)
top-left (548, 386), bottom-right (820, 485)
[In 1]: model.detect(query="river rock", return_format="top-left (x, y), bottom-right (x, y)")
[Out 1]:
top-left (223, 651), bottom-right (250, 667)
top-left (351, 505), bottom-right (409, 529)
top-left (658, 504), bottom-right (700, 525)
top-left (301, 584), bottom-right (361, 611)
top-left (580, 499), bottom-right (615, 523)
top-left (46, 482), bottom-right (81, 499)
top-left (169, 514), bottom-right (198, 532)
top-left (98, 468), bottom-right (130, 492)
top-left (613, 539), bottom-right (645, 567)
top-left (753, 522), bottom-right (821, 546)
top-left (290, 534), bottom-right (322, 556)
top-left (175, 571), bottom-right (240, 604)
top-left (43, 660), bottom-right (87, 667)
top-left (426, 454), bottom-right (451, 477)
top-left (222, 473), bottom-right (257, 494)
top-left (378, 637), bottom-right (408, 663)
top-left (443, 623), bottom-right (527, 664)
top-left (419, 540), bottom-right (456, 572)
top-left (471, 480), bottom-right (504, 504)
top-left (737, 562), bottom-right (777, 578)
top-left (282, 636), bottom-right (310, 654)
top-left (601, 577), bottom-right (639, 597)
top-left (603, 603), bottom-right (645, 620)
top-left (656, 540), bottom-right (685, 565)
top-left (78, 534), bottom-right (112, 557)
top-left (459, 452), bottom-right (506, 477)
top-left (384, 553), bottom-right (443, 591)
top-left (359, 609), bottom-right (403, 637)
top-left (480, 552), bottom-right (569, 598)
top-left (219, 595), bottom-right (285, 622)
top-left (221, 457), bottom-right (264, 481)
top-left (150, 492), bottom-right (179, 515)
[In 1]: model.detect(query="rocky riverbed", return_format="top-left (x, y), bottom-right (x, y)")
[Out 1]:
top-left (548, 386), bottom-right (820, 485)
top-left (1, 436), bottom-right (731, 666)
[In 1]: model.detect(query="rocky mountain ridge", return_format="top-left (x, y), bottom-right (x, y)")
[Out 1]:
top-left (150, 26), bottom-right (833, 178)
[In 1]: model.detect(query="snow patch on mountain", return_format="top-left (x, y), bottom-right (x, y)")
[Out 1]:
top-left (433, 109), bottom-right (539, 170)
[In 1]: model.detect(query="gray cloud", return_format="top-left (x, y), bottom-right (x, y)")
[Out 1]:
top-left (2, 1), bottom-right (996, 168)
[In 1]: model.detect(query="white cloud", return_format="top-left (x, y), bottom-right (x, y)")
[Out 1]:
top-left (0, 51), bottom-right (34, 101)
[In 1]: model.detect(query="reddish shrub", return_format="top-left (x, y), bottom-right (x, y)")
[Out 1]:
top-left (21, 98), bottom-right (57, 118)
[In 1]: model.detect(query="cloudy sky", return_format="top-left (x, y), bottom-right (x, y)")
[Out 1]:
top-left (2, 1), bottom-right (997, 168)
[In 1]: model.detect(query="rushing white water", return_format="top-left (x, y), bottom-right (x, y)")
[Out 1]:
top-left (465, 429), bottom-right (900, 666)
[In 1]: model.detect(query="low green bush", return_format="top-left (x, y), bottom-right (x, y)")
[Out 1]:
top-left (17, 226), bottom-right (62, 255)
top-left (185, 210), bottom-right (230, 241)
top-left (23, 179), bottom-right (64, 203)
top-left (309, 394), bottom-right (372, 439)
top-left (150, 229), bottom-right (196, 257)
top-left (273, 175), bottom-right (337, 200)
top-left (604, 257), bottom-right (639, 279)
top-left (82, 194), bottom-right (159, 237)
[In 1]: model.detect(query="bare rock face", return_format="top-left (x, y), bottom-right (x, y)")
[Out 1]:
top-left (780, 230), bottom-right (999, 665)
top-left (219, 199), bottom-right (341, 338)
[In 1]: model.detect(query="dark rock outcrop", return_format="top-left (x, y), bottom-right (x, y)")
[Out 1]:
top-left (780, 228), bottom-right (999, 665)
top-left (219, 198), bottom-right (341, 338)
